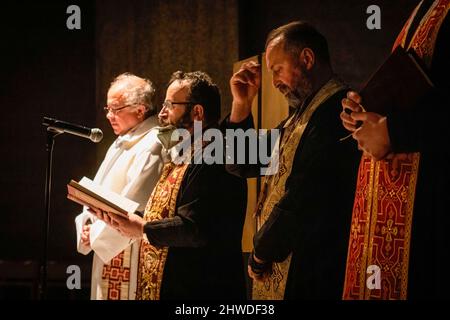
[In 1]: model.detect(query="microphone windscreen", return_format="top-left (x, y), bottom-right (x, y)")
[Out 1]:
top-left (90, 128), bottom-right (103, 143)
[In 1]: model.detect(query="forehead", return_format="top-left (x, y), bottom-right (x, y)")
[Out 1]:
top-left (107, 80), bottom-right (130, 102)
top-left (265, 38), bottom-right (291, 70)
top-left (166, 80), bottom-right (190, 100)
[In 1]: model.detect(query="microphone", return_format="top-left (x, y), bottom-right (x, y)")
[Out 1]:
top-left (42, 117), bottom-right (103, 143)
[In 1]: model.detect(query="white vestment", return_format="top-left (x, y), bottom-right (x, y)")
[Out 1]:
top-left (74, 116), bottom-right (164, 300)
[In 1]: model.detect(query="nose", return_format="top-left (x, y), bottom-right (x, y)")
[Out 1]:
top-left (272, 72), bottom-right (280, 88)
top-left (272, 75), bottom-right (280, 89)
top-left (158, 107), bottom-right (167, 118)
top-left (106, 110), bottom-right (114, 120)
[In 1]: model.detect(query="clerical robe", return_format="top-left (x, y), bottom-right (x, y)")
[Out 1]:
top-left (343, 0), bottom-right (450, 300)
top-left (75, 116), bottom-right (164, 300)
top-left (227, 78), bottom-right (362, 299)
top-left (136, 127), bottom-right (248, 300)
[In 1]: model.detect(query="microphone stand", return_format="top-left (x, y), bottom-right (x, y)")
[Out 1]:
top-left (39, 127), bottom-right (62, 300)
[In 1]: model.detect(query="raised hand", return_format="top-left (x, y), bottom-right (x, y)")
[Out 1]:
top-left (230, 61), bottom-right (261, 123)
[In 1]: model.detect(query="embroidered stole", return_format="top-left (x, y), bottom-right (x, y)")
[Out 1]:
top-left (135, 162), bottom-right (189, 300)
top-left (343, 0), bottom-right (449, 300)
top-left (99, 145), bottom-right (129, 300)
top-left (100, 249), bottom-right (131, 299)
top-left (252, 78), bottom-right (347, 299)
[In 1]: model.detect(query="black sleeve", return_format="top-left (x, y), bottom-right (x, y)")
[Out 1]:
top-left (143, 163), bottom-right (246, 249)
top-left (143, 200), bottom-right (207, 248)
top-left (141, 165), bottom-right (216, 248)
top-left (222, 114), bottom-right (287, 178)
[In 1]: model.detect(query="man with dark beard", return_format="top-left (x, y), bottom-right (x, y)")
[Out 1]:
top-left (91, 71), bottom-right (247, 300)
top-left (226, 21), bottom-right (361, 299)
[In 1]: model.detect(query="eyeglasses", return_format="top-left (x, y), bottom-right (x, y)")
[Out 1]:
top-left (104, 104), bottom-right (138, 115)
top-left (162, 101), bottom-right (197, 110)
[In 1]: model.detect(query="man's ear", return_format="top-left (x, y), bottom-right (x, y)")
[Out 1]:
top-left (300, 48), bottom-right (315, 71)
top-left (192, 104), bottom-right (205, 122)
top-left (136, 105), bottom-right (147, 119)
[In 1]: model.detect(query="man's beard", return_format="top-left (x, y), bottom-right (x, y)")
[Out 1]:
top-left (284, 90), bottom-right (304, 108)
top-left (156, 108), bottom-right (195, 151)
top-left (158, 108), bottom-right (194, 129)
top-left (174, 108), bottom-right (194, 129)
top-left (280, 65), bottom-right (313, 109)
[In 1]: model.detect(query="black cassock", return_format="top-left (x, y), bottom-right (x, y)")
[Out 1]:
top-left (143, 140), bottom-right (248, 300)
top-left (226, 88), bottom-right (362, 299)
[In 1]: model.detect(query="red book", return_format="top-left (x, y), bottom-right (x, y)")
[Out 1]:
top-left (359, 46), bottom-right (434, 115)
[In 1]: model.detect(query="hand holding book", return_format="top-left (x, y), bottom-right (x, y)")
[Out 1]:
top-left (67, 177), bottom-right (139, 218)
top-left (68, 177), bottom-right (141, 263)
top-left (87, 206), bottom-right (116, 227)
top-left (88, 205), bottom-right (146, 240)
top-left (340, 46), bottom-right (433, 142)
top-left (340, 90), bottom-right (393, 159)
top-left (340, 91), bottom-right (365, 141)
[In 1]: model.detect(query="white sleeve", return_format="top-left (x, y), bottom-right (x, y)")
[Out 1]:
top-left (74, 141), bottom-right (117, 255)
top-left (89, 220), bottom-right (136, 264)
top-left (75, 207), bottom-right (137, 263)
top-left (86, 132), bottom-right (163, 261)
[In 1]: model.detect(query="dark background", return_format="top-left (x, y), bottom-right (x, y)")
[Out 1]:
top-left (0, 0), bottom-right (418, 299)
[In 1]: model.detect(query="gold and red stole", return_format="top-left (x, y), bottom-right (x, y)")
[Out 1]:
top-left (252, 78), bottom-right (347, 300)
top-left (343, 0), bottom-right (449, 300)
top-left (135, 161), bottom-right (189, 300)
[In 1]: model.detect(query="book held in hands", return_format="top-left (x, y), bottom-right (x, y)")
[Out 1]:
top-left (359, 46), bottom-right (434, 115)
top-left (67, 177), bottom-right (139, 218)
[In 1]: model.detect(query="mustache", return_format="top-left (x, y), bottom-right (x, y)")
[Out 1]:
top-left (158, 110), bottom-right (193, 129)
top-left (276, 84), bottom-right (290, 95)
top-left (158, 117), bottom-right (170, 126)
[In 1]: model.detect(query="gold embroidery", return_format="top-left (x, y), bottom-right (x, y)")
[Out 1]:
top-left (401, 153), bottom-right (420, 299)
top-left (136, 162), bottom-right (189, 300)
top-left (344, 0), bottom-right (448, 300)
top-left (253, 78), bottom-right (347, 299)
top-left (408, 0), bottom-right (450, 67)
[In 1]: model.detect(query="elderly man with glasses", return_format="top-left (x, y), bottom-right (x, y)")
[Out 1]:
top-left (75, 72), bottom-right (165, 300)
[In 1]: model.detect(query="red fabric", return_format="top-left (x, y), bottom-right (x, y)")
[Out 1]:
top-left (343, 0), bottom-right (449, 300)
top-left (101, 251), bottom-right (130, 300)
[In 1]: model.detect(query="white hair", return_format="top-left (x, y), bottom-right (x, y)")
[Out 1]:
top-left (110, 72), bottom-right (156, 116)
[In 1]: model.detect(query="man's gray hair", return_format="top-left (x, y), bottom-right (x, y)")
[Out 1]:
top-left (111, 72), bottom-right (156, 116)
